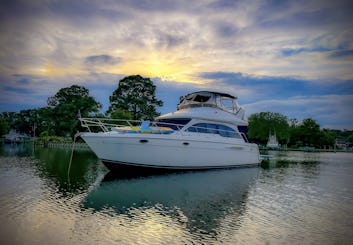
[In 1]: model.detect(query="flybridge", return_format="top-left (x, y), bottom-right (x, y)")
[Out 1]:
top-left (177, 91), bottom-right (245, 117)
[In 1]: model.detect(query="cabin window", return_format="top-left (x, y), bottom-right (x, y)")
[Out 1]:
top-left (221, 98), bottom-right (233, 110)
top-left (193, 95), bottom-right (211, 103)
top-left (186, 123), bottom-right (241, 138)
top-left (156, 118), bottom-right (191, 130)
top-left (218, 125), bottom-right (238, 138)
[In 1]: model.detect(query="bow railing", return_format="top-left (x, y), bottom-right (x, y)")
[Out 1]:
top-left (79, 118), bottom-right (185, 133)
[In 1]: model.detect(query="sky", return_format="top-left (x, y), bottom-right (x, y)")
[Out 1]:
top-left (0, 0), bottom-right (352, 129)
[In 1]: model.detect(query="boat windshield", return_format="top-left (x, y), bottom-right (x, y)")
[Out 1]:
top-left (193, 94), bottom-right (211, 102)
top-left (156, 118), bottom-right (191, 130)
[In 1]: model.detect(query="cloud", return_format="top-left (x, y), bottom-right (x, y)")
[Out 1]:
top-left (243, 94), bottom-right (353, 130)
top-left (0, 0), bottom-right (352, 130)
top-left (197, 72), bottom-right (311, 101)
top-left (280, 47), bottom-right (331, 57)
top-left (1, 0), bottom-right (352, 80)
top-left (85, 55), bottom-right (121, 66)
top-left (328, 49), bottom-right (353, 59)
top-left (3, 86), bottom-right (34, 95)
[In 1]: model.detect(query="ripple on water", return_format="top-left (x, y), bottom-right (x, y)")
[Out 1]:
top-left (1, 150), bottom-right (353, 244)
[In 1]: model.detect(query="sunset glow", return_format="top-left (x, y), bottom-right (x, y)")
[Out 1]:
top-left (0, 0), bottom-right (352, 129)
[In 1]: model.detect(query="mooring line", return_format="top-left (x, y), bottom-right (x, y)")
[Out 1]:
top-left (67, 132), bottom-right (82, 184)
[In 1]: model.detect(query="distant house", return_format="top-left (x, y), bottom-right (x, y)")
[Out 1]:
top-left (335, 138), bottom-right (349, 150)
top-left (4, 130), bottom-right (30, 143)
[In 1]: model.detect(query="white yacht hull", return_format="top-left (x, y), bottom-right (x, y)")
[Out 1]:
top-left (81, 132), bottom-right (260, 170)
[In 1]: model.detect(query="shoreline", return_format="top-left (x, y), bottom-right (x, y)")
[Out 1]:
top-left (1, 138), bottom-right (352, 153)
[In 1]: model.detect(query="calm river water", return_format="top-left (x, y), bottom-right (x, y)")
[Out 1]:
top-left (0, 143), bottom-right (352, 244)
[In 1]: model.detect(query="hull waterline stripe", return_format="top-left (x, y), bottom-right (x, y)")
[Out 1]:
top-left (101, 159), bottom-right (259, 170)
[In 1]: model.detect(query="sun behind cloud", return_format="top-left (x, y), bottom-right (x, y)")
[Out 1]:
top-left (109, 52), bottom-right (202, 84)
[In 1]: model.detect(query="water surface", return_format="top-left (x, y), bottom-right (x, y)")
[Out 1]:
top-left (0, 144), bottom-right (352, 244)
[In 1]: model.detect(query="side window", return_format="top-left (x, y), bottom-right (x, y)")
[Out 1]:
top-left (206, 123), bottom-right (218, 134)
top-left (187, 123), bottom-right (207, 133)
top-left (186, 123), bottom-right (240, 138)
top-left (218, 124), bottom-right (237, 137)
top-left (218, 125), bottom-right (239, 138)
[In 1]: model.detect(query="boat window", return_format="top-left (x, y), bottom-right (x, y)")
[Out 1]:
top-left (186, 94), bottom-right (194, 101)
top-left (221, 98), bottom-right (233, 110)
top-left (187, 123), bottom-right (207, 133)
top-left (186, 123), bottom-right (241, 138)
top-left (206, 123), bottom-right (218, 134)
top-left (193, 95), bottom-right (211, 103)
top-left (238, 126), bottom-right (248, 134)
top-left (238, 126), bottom-right (249, 142)
top-left (156, 118), bottom-right (191, 130)
top-left (218, 125), bottom-right (237, 138)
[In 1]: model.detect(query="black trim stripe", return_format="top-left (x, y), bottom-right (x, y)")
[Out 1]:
top-left (101, 159), bottom-right (259, 171)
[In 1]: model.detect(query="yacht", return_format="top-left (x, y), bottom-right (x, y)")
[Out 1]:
top-left (79, 91), bottom-right (260, 171)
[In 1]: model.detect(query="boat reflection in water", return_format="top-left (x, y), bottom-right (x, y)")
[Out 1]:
top-left (82, 167), bottom-right (259, 236)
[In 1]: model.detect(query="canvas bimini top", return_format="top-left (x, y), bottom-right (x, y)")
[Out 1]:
top-left (177, 91), bottom-right (240, 114)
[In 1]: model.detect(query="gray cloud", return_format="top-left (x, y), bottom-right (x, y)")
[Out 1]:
top-left (1, 0), bottom-right (353, 129)
top-left (328, 50), bottom-right (353, 59)
top-left (212, 21), bottom-right (239, 38)
top-left (85, 55), bottom-right (122, 66)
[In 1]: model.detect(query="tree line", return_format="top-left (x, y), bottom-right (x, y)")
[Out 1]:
top-left (0, 75), bottom-right (162, 138)
top-left (1, 75), bottom-right (352, 148)
top-left (248, 112), bottom-right (353, 148)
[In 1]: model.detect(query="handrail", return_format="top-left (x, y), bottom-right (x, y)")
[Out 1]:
top-left (79, 118), bottom-right (142, 132)
top-left (79, 118), bottom-right (189, 132)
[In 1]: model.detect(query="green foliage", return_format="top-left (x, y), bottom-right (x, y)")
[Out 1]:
top-left (110, 109), bottom-right (132, 120)
top-left (9, 109), bottom-right (38, 136)
top-left (0, 117), bottom-right (9, 136)
top-left (320, 130), bottom-right (335, 147)
top-left (39, 129), bottom-right (56, 137)
top-left (348, 133), bottom-right (353, 144)
top-left (47, 85), bottom-right (102, 137)
top-left (300, 118), bottom-right (320, 146)
top-left (248, 113), bottom-right (337, 148)
top-left (288, 118), bottom-right (335, 148)
top-left (248, 112), bottom-right (290, 144)
top-left (2, 107), bottom-right (57, 137)
top-left (1, 85), bottom-right (101, 138)
top-left (36, 135), bottom-right (69, 144)
top-left (108, 75), bottom-right (163, 120)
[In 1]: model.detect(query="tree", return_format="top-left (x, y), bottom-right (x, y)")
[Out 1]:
top-left (48, 85), bottom-right (101, 112)
top-left (1, 112), bottom-right (16, 129)
top-left (9, 109), bottom-right (39, 136)
top-left (108, 75), bottom-right (163, 120)
top-left (299, 118), bottom-right (321, 147)
top-left (0, 116), bottom-right (9, 136)
top-left (47, 85), bottom-right (102, 136)
top-left (348, 133), bottom-right (353, 144)
top-left (111, 109), bottom-right (132, 120)
top-left (288, 118), bottom-right (335, 148)
top-left (320, 129), bottom-right (335, 148)
top-left (248, 112), bottom-right (290, 144)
